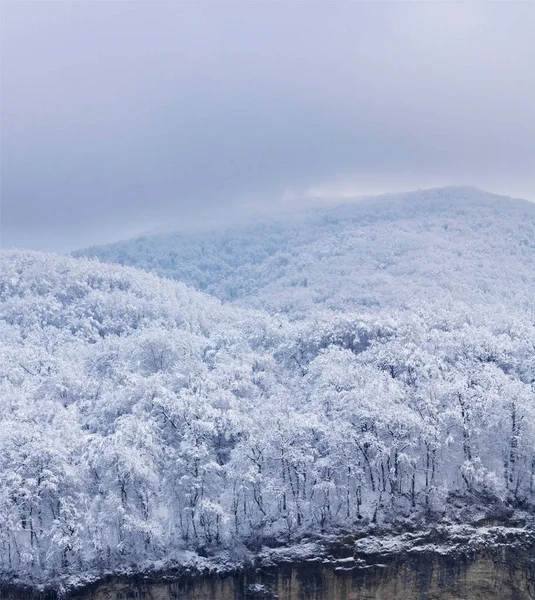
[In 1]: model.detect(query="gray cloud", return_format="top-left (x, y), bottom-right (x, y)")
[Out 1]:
top-left (2, 1), bottom-right (534, 251)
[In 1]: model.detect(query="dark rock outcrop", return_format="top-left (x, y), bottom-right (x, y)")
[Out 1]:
top-left (2, 525), bottom-right (535, 600)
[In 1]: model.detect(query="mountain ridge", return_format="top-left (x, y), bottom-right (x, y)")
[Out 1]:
top-left (74, 187), bottom-right (535, 316)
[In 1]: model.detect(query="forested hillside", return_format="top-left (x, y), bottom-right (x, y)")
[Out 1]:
top-left (2, 230), bottom-right (535, 586)
top-left (75, 187), bottom-right (535, 315)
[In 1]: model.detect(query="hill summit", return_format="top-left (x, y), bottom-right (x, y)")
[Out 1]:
top-left (75, 187), bottom-right (535, 315)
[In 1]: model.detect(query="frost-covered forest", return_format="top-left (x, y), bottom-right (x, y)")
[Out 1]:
top-left (3, 187), bottom-right (535, 586)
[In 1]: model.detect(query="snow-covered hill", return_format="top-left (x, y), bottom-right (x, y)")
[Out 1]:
top-left (3, 188), bottom-right (535, 590)
top-left (75, 187), bottom-right (535, 315)
top-left (0, 251), bottom-right (281, 586)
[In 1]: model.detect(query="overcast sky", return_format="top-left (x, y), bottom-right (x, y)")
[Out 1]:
top-left (2, 1), bottom-right (534, 252)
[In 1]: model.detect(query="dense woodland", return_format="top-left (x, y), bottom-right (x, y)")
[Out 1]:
top-left (2, 188), bottom-right (535, 585)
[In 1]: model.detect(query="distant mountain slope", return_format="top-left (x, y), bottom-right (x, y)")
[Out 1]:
top-left (74, 187), bottom-right (535, 315)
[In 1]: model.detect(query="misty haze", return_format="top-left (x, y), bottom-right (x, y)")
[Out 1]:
top-left (1, 2), bottom-right (535, 600)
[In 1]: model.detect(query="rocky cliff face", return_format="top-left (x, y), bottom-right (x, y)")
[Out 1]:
top-left (3, 525), bottom-right (535, 600)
